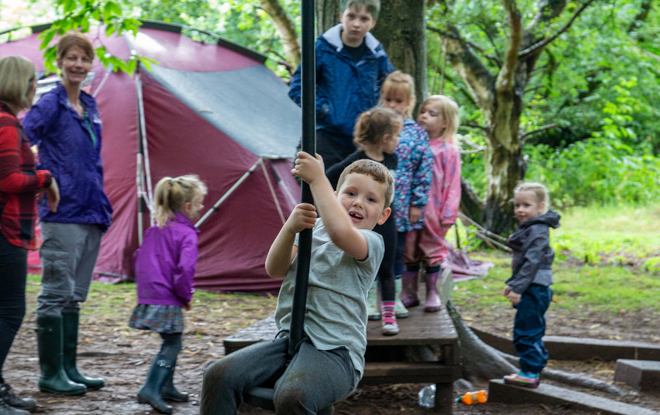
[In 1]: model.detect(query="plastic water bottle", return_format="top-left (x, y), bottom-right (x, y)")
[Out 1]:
top-left (456, 390), bottom-right (488, 405)
top-left (418, 384), bottom-right (436, 408)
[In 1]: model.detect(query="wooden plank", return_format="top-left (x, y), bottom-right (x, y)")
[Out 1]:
top-left (363, 362), bottom-right (455, 377)
top-left (224, 298), bottom-right (458, 352)
top-left (366, 303), bottom-right (458, 346)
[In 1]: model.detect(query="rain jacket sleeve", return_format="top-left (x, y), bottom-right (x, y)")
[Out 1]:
top-left (288, 39), bottom-right (324, 107)
top-left (440, 147), bottom-right (461, 225)
top-left (506, 227), bottom-right (549, 295)
top-left (410, 138), bottom-right (433, 209)
top-left (172, 230), bottom-right (198, 305)
top-left (22, 93), bottom-right (59, 148)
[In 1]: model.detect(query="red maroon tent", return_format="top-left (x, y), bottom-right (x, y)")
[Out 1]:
top-left (0, 21), bottom-right (301, 293)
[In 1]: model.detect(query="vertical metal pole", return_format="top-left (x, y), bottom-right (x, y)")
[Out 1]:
top-left (288, 0), bottom-right (316, 356)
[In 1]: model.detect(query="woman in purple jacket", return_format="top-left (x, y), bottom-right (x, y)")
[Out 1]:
top-left (129, 175), bottom-right (206, 414)
top-left (23, 33), bottom-right (112, 396)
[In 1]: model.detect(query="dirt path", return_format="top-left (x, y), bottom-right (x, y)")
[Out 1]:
top-left (4, 279), bottom-right (659, 414)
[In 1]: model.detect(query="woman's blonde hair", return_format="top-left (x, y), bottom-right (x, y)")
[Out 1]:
top-left (379, 71), bottom-right (415, 117)
top-left (0, 56), bottom-right (36, 111)
top-left (154, 174), bottom-right (208, 228)
top-left (514, 182), bottom-right (550, 212)
top-left (420, 95), bottom-right (460, 148)
top-left (353, 107), bottom-right (403, 147)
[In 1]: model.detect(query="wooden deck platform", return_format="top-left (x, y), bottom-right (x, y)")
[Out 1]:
top-left (223, 281), bottom-right (462, 413)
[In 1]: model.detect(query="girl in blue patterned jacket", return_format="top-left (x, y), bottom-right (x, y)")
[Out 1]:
top-left (378, 71), bottom-right (433, 319)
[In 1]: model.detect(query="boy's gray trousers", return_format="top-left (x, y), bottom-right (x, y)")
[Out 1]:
top-left (200, 336), bottom-right (357, 415)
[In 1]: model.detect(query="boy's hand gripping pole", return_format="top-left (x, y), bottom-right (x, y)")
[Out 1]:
top-left (288, 0), bottom-right (316, 357)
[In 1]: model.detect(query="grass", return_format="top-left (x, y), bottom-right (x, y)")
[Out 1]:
top-left (25, 274), bottom-right (277, 325)
top-left (24, 204), bottom-right (660, 321)
top-left (452, 203), bottom-right (660, 315)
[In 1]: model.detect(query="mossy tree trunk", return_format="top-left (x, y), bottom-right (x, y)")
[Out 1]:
top-left (371, 0), bottom-right (428, 115)
top-left (316, 0), bottom-right (340, 34)
top-left (430, 0), bottom-right (596, 233)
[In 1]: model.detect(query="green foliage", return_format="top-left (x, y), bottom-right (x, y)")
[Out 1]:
top-left (39, 0), bottom-right (144, 74)
top-left (525, 138), bottom-right (660, 207)
top-left (119, 0), bottom-right (301, 77)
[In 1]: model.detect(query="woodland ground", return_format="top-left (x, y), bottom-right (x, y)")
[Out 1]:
top-left (4, 205), bottom-right (660, 414)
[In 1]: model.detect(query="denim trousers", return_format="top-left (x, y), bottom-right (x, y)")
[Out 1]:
top-left (513, 284), bottom-right (552, 374)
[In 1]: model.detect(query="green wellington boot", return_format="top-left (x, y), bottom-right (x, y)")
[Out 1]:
top-left (161, 365), bottom-right (188, 402)
top-left (62, 312), bottom-right (105, 390)
top-left (367, 279), bottom-right (381, 321)
top-left (394, 278), bottom-right (409, 318)
top-left (138, 357), bottom-right (173, 414)
top-left (36, 315), bottom-right (87, 395)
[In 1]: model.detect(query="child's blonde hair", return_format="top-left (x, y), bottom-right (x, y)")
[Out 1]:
top-left (420, 95), bottom-right (460, 148)
top-left (353, 108), bottom-right (403, 148)
top-left (154, 174), bottom-right (208, 228)
top-left (336, 159), bottom-right (394, 209)
top-left (514, 182), bottom-right (550, 213)
top-left (379, 71), bottom-right (415, 118)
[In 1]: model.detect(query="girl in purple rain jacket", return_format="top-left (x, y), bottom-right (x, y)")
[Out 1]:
top-left (129, 174), bottom-right (207, 414)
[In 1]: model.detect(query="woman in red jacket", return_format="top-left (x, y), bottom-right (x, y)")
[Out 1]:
top-left (0, 56), bottom-right (59, 415)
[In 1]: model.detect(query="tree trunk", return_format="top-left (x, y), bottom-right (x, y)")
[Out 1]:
top-left (259, 0), bottom-right (301, 68)
top-left (446, 300), bottom-right (518, 382)
top-left (372, 0), bottom-right (428, 115)
top-left (316, 0), bottom-right (340, 34)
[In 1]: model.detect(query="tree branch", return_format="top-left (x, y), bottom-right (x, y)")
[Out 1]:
top-left (427, 25), bottom-right (502, 67)
top-left (520, 123), bottom-right (557, 139)
top-left (496, 0), bottom-right (522, 94)
top-left (519, 0), bottom-right (596, 60)
top-left (432, 24), bottom-right (495, 112)
top-left (427, 52), bottom-right (479, 106)
top-left (258, 0), bottom-right (300, 68)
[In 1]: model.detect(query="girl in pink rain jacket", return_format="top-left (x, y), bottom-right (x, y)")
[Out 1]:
top-left (401, 95), bottom-right (461, 313)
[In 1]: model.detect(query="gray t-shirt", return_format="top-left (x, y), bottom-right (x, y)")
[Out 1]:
top-left (274, 218), bottom-right (384, 378)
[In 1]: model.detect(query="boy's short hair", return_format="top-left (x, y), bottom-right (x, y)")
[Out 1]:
top-left (336, 159), bottom-right (394, 208)
top-left (341, 0), bottom-right (381, 20)
top-left (0, 56), bottom-right (36, 111)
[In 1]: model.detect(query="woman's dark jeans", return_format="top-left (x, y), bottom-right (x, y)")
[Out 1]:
top-left (0, 233), bottom-right (28, 383)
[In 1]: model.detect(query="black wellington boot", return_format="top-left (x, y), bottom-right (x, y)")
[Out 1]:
top-left (36, 315), bottom-right (87, 395)
top-left (137, 357), bottom-right (173, 414)
top-left (161, 365), bottom-right (188, 402)
top-left (0, 384), bottom-right (35, 411)
top-left (62, 312), bottom-right (105, 390)
top-left (0, 385), bottom-right (29, 415)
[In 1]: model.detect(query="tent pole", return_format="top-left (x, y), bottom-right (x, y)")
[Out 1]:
top-left (135, 65), bottom-right (155, 225)
top-left (194, 157), bottom-right (264, 229)
top-left (135, 69), bottom-right (146, 246)
top-left (288, 0), bottom-right (316, 356)
top-left (136, 154), bottom-right (144, 246)
top-left (261, 160), bottom-right (286, 225)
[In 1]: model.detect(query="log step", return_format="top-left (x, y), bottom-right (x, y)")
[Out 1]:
top-left (488, 379), bottom-right (659, 415)
top-left (615, 359), bottom-right (660, 391)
